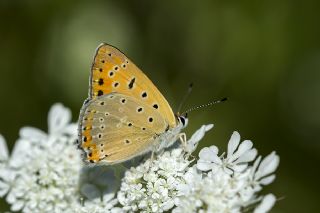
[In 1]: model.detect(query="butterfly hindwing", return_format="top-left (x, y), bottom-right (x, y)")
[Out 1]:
top-left (90, 43), bottom-right (176, 128)
top-left (79, 93), bottom-right (168, 164)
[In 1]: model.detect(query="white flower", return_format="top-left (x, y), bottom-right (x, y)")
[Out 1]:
top-left (197, 131), bottom-right (257, 174)
top-left (117, 124), bottom-right (215, 212)
top-left (173, 131), bottom-right (279, 213)
top-left (2, 104), bottom-right (81, 213)
top-left (117, 151), bottom-right (186, 212)
top-left (248, 151), bottom-right (280, 192)
top-left (0, 103), bottom-right (280, 213)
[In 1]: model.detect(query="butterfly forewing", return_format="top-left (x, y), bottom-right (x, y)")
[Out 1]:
top-left (79, 93), bottom-right (168, 164)
top-left (89, 44), bottom-right (176, 128)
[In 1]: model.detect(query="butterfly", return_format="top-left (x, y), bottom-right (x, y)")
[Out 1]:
top-left (78, 43), bottom-right (188, 165)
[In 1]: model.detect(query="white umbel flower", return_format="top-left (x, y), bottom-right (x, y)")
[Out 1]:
top-left (3, 104), bottom-right (82, 213)
top-left (117, 124), bottom-right (214, 213)
top-left (0, 104), bottom-right (119, 213)
top-left (173, 131), bottom-right (279, 213)
top-left (0, 103), bottom-right (280, 213)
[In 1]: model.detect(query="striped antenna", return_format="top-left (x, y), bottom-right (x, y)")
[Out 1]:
top-left (183, 97), bottom-right (227, 115)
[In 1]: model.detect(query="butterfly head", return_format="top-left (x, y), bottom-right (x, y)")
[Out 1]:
top-left (177, 113), bottom-right (188, 129)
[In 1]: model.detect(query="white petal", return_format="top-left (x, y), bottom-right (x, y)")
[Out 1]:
top-left (9, 139), bottom-right (31, 168)
top-left (233, 164), bottom-right (248, 173)
top-left (198, 146), bottom-right (220, 163)
top-left (260, 175), bottom-right (276, 185)
top-left (0, 135), bottom-right (8, 161)
top-left (11, 200), bottom-right (24, 211)
top-left (196, 161), bottom-right (213, 171)
top-left (48, 103), bottom-right (71, 134)
top-left (19, 127), bottom-right (47, 141)
top-left (257, 152), bottom-right (280, 179)
top-left (162, 200), bottom-right (175, 211)
top-left (227, 131), bottom-right (240, 158)
top-left (204, 124), bottom-right (214, 131)
top-left (235, 148), bottom-right (257, 163)
top-left (0, 181), bottom-right (9, 197)
top-left (63, 123), bottom-right (77, 135)
top-left (190, 124), bottom-right (214, 143)
top-left (254, 194), bottom-right (276, 213)
top-left (251, 156), bottom-right (262, 176)
top-left (176, 184), bottom-right (190, 195)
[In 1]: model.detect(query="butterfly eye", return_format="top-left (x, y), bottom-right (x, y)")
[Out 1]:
top-left (179, 116), bottom-right (188, 128)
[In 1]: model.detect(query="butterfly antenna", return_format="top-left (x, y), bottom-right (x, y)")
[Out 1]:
top-left (177, 83), bottom-right (194, 114)
top-left (183, 97), bottom-right (228, 115)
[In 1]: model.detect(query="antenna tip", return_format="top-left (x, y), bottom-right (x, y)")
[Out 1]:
top-left (221, 97), bottom-right (228, 102)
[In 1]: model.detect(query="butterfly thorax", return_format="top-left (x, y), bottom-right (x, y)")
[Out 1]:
top-left (154, 115), bottom-right (188, 152)
top-left (154, 123), bottom-right (184, 152)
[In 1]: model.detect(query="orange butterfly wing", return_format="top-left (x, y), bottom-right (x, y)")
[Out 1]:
top-left (89, 43), bottom-right (176, 127)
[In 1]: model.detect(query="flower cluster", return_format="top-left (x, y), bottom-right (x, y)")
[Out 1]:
top-left (173, 131), bottom-right (279, 213)
top-left (0, 103), bottom-right (279, 213)
top-left (0, 104), bottom-right (119, 213)
top-left (117, 130), bottom-right (279, 213)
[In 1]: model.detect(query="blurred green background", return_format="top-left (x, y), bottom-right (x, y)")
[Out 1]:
top-left (1, 0), bottom-right (319, 212)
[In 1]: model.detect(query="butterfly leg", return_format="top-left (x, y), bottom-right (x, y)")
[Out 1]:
top-left (150, 151), bottom-right (155, 163)
top-left (179, 133), bottom-right (196, 161)
top-left (179, 133), bottom-right (187, 150)
top-left (143, 151), bottom-right (156, 172)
